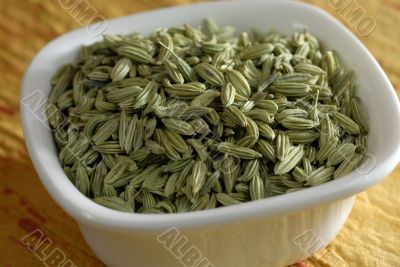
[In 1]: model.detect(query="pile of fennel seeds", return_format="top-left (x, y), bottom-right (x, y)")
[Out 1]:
top-left (47, 19), bottom-right (369, 213)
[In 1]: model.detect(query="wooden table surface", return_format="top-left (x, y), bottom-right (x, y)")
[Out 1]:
top-left (0, 0), bottom-right (399, 266)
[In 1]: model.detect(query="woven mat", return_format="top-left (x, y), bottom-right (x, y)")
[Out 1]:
top-left (0, 0), bottom-right (399, 266)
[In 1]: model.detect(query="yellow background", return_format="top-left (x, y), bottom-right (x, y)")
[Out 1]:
top-left (0, 0), bottom-right (399, 266)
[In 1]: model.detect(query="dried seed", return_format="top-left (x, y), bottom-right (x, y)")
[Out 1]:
top-left (187, 139), bottom-right (208, 161)
top-left (191, 90), bottom-right (219, 107)
top-left (326, 143), bottom-right (357, 166)
top-left (221, 83), bottom-right (236, 107)
top-left (255, 99), bottom-right (279, 114)
top-left (280, 117), bottom-right (319, 130)
top-left (334, 153), bottom-right (363, 178)
top-left (245, 117), bottom-right (259, 140)
top-left (164, 59), bottom-right (185, 84)
top-left (144, 117), bottom-right (157, 140)
top-left (241, 43), bottom-right (274, 60)
top-left (129, 148), bottom-right (150, 161)
top-left (95, 141), bottom-right (122, 154)
top-left (92, 162), bottom-right (106, 197)
top-left (134, 81), bottom-right (158, 109)
top-left (187, 160), bottom-right (208, 197)
top-left (119, 110), bottom-right (128, 148)
top-left (49, 20), bottom-right (368, 214)
top-left (216, 193), bottom-right (241, 206)
top-left (303, 158), bottom-right (313, 174)
top-left (319, 114), bottom-right (338, 147)
top-left (194, 62), bottom-right (225, 86)
top-left (157, 33), bottom-right (173, 63)
top-left (130, 165), bottom-right (163, 187)
top-left (133, 119), bottom-right (144, 152)
top-left (305, 166), bottom-right (334, 186)
top-left (236, 136), bottom-right (257, 148)
top-left (164, 173), bottom-right (181, 197)
top-left (103, 183), bottom-right (118, 197)
top-left (286, 130), bottom-right (319, 144)
top-left (159, 41), bottom-right (197, 82)
top-left (164, 82), bottom-right (206, 99)
top-left (224, 106), bottom-right (248, 127)
top-left (292, 166), bottom-right (308, 183)
top-left (257, 123), bottom-right (276, 140)
top-left (104, 157), bottom-right (136, 186)
top-left (156, 105), bottom-right (209, 120)
top-left (92, 118), bottom-right (119, 145)
top-left (157, 200), bottom-right (177, 213)
top-left (250, 174), bottom-right (265, 200)
top-left (276, 132), bottom-right (290, 161)
top-left (190, 195), bottom-right (210, 211)
top-left (270, 83), bottom-right (311, 97)
top-left (256, 139), bottom-right (276, 163)
top-left (143, 172), bottom-right (167, 191)
top-left (333, 112), bottom-right (360, 134)
top-left (124, 114), bottom-right (138, 153)
top-left (226, 69), bottom-right (251, 98)
top-left (111, 58), bottom-right (132, 82)
top-left (94, 196), bottom-right (133, 212)
top-left (47, 103), bottom-right (64, 128)
top-left (143, 192), bottom-right (156, 211)
top-left (294, 62), bottom-right (326, 75)
top-left (275, 109), bottom-right (308, 122)
top-left (221, 156), bottom-right (237, 193)
top-left (204, 108), bottom-right (220, 125)
top-left (117, 46), bottom-right (154, 64)
top-left (145, 140), bottom-right (165, 155)
top-left (238, 160), bottom-right (259, 182)
top-left (162, 118), bottom-right (195, 135)
top-left (274, 146), bottom-right (304, 175)
top-left (165, 129), bottom-right (190, 154)
top-left (350, 98), bottom-right (369, 133)
top-left (316, 137), bottom-right (338, 162)
top-left (216, 142), bottom-right (262, 159)
top-left (190, 118), bottom-right (210, 135)
top-left (281, 175), bottom-right (303, 188)
top-left (244, 109), bottom-right (274, 124)
top-left (75, 164), bottom-right (90, 196)
top-left (199, 171), bottom-right (220, 195)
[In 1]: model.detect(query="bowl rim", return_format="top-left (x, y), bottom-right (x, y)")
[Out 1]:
top-left (20, 0), bottom-right (400, 230)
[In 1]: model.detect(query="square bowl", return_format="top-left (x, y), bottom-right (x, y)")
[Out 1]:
top-left (20, 0), bottom-right (400, 266)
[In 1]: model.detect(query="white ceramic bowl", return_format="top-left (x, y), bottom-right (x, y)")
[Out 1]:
top-left (20, 1), bottom-right (400, 266)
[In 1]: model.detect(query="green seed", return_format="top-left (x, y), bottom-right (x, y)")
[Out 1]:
top-left (274, 146), bottom-right (304, 175)
top-left (194, 62), bottom-right (225, 86)
top-left (94, 197), bottom-right (133, 212)
top-left (48, 19), bottom-right (368, 214)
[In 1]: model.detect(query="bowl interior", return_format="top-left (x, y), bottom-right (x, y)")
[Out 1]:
top-left (21, 0), bottom-right (400, 229)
